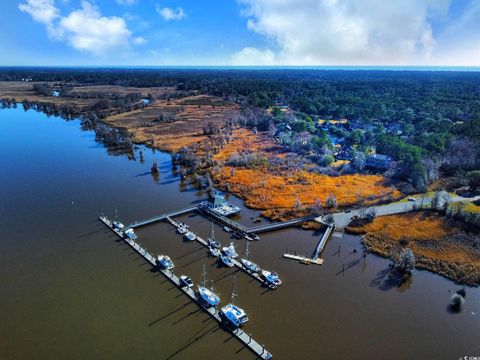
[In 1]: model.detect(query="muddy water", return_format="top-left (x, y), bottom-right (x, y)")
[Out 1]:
top-left (1, 107), bottom-right (479, 360)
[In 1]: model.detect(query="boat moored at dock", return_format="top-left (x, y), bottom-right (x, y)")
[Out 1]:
top-left (177, 224), bottom-right (188, 234)
top-left (113, 220), bottom-right (124, 230)
top-left (179, 275), bottom-right (194, 288)
top-left (241, 259), bottom-right (261, 273)
top-left (184, 231), bottom-right (196, 241)
top-left (209, 246), bottom-right (221, 257)
top-left (222, 242), bottom-right (238, 258)
top-left (197, 264), bottom-right (220, 308)
top-left (124, 228), bottom-right (137, 240)
top-left (199, 191), bottom-right (241, 217)
top-left (220, 276), bottom-right (249, 328)
top-left (157, 255), bottom-right (175, 270)
top-left (219, 253), bottom-right (234, 267)
top-left (262, 270), bottom-right (282, 288)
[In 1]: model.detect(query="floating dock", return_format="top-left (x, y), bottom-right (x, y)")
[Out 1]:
top-left (246, 215), bottom-right (316, 234)
top-left (99, 216), bottom-right (273, 360)
top-left (283, 224), bottom-right (335, 265)
top-left (127, 206), bottom-right (197, 229)
top-left (198, 207), bottom-right (257, 240)
top-left (283, 254), bottom-right (323, 265)
top-left (192, 233), bottom-right (272, 288)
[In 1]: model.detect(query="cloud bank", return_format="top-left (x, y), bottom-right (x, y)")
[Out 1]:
top-left (234, 0), bottom-right (450, 65)
top-left (19, 0), bottom-right (139, 56)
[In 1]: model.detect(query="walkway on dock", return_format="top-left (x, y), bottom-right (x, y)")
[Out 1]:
top-left (127, 206), bottom-right (197, 229)
top-left (177, 230), bottom-right (271, 288)
top-left (247, 215), bottom-right (316, 234)
top-left (99, 216), bottom-right (273, 360)
top-left (283, 223), bottom-right (334, 265)
top-left (198, 207), bottom-right (256, 239)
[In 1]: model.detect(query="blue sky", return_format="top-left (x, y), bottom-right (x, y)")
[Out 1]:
top-left (1, 0), bottom-right (479, 66)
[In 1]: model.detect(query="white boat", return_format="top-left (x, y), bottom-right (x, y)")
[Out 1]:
top-left (113, 220), bottom-right (124, 230)
top-left (240, 240), bottom-right (261, 273)
top-left (157, 255), bottom-right (174, 270)
top-left (124, 228), bottom-right (137, 240)
top-left (219, 253), bottom-right (234, 267)
top-left (241, 259), bottom-right (261, 273)
top-left (220, 276), bottom-right (248, 327)
top-left (184, 231), bottom-right (196, 241)
top-left (262, 270), bottom-right (282, 288)
top-left (179, 275), bottom-right (193, 288)
top-left (177, 225), bottom-right (187, 234)
top-left (223, 226), bottom-right (231, 233)
top-left (222, 242), bottom-right (238, 258)
top-left (207, 222), bottom-right (221, 248)
top-left (197, 265), bottom-right (220, 307)
top-left (209, 246), bottom-right (221, 257)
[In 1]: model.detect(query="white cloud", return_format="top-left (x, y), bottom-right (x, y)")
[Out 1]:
top-left (116, 0), bottom-right (136, 5)
top-left (231, 47), bottom-right (277, 65)
top-left (236, 0), bottom-right (450, 65)
top-left (18, 0), bottom-right (59, 24)
top-left (59, 1), bottom-right (132, 55)
top-left (156, 4), bottom-right (186, 21)
top-left (18, 0), bottom-right (143, 56)
top-left (133, 36), bottom-right (146, 45)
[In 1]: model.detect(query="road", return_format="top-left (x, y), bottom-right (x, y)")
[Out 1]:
top-left (316, 194), bottom-right (480, 228)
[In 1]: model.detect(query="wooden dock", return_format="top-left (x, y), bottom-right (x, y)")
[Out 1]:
top-left (127, 207), bottom-right (197, 229)
top-left (312, 224), bottom-right (335, 260)
top-left (247, 215), bottom-right (316, 234)
top-left (282, 224), bottom-right (334, 266)
top-left (180, 231), bottom-right (273, 289)
top-left (283, 254), bottom-right (323, 265)
top-left (198, 207), bottom-right (259, 241)
top-left (99, 216), bottom-right (273, 360)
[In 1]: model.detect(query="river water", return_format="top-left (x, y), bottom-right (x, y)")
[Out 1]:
top-left (1, 107), bottom-right (479, 360)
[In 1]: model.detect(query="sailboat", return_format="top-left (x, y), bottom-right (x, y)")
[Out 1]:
top-left (220, 276), bottom-right (249, 327)
top-left (112, 205), bottom-right (125, 230)
top-left (207, 222), bottom-right (221, 249)
top-left (196, 264), bottom-right (220, 308)
top-left (240, 240), bottom-right (261, 274)
top-left (222, 242), bottom-right (238, 258)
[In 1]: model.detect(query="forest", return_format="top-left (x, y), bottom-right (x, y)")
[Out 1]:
top-left (1, 67), bottom-right (480, 190)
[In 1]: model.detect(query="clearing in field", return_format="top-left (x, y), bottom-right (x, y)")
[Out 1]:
top-left (105, 95), bottom-right (239, 152)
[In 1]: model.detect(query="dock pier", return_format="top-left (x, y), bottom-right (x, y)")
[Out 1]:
top-left (191, 233), bottom-right (270, 287)
top-left (127, 206), bottom-right (197, 229)
top-left (99, 216), bottom-right (273, 360)
top-left (283, 224), bottom-right (335, 265)
top-left (246, 215), bottom-right (316, 234)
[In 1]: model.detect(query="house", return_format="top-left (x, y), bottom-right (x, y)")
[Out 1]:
top-left (365, 154), bottom-right (392, 170)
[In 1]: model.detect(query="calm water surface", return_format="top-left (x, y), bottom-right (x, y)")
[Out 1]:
top-left (1, 107), bottom-right (479, 360)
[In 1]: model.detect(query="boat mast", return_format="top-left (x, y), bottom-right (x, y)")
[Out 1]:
top-left (231, 276), bottom-right (238, 305)
top-left (201, 264), bottom-right (207, 288)
top-left (114, 205), bottom-right (118, 221)
top-left (210, 221), bottom-right (215, 240)
top-left (245, 240), bottom-right (250, 260)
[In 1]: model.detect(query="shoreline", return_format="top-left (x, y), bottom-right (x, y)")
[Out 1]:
top-left (347, 211), bottom-right (480, 286)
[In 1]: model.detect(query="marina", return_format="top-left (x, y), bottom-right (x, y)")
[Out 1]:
top-left (99, 215), bottom-right (273, 360)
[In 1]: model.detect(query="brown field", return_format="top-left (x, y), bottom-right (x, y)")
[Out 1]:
top-left (209, 128), bottom-right (402, 220)
top-left (0, 81), bottom-right (95, 108)
top-left (104, 95), bottom-right (239, 152)
top-left (349, 211), bottom-right (480, 285)
top-left (70, 84), bottom-right (172, 98)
